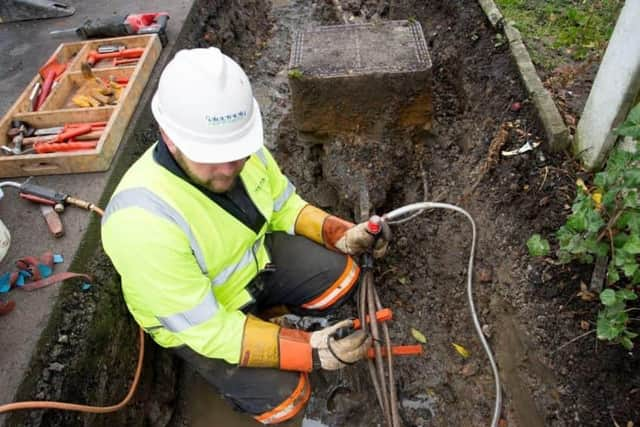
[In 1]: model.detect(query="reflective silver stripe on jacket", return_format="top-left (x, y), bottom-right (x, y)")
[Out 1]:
top-left (212, 238), bottom-right (262, 286)
top-left (274, 180), bottom-right (295, 212)
top-left (156, 291), bottom-right (219, 333)
top-left (102, 187), bottom-right (209, 275)
top-left (255, 148), bottom-right (268, 166)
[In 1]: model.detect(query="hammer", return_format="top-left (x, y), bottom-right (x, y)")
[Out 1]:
top-left (2, 120), bottom-right (32, 155)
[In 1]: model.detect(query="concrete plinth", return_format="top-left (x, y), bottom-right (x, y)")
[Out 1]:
top-left (574, 1), bottom-right (640, 170)
top-left (288, 20), bottom-right (433, 134)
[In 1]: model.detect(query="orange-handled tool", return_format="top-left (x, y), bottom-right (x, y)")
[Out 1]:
top-left (65, 121), bottom-right (107, 129)
top-left (87, 48), bottom-right (144, 66)
top-left (54, 124), bottom-right (93, 142)
top-left (367, 345), bottom-right (423, 359)
top-left (21, 125), bottom-right (93, 146)
top-left (34, 141), bottom-right (98, 154)
top-left (353, 308), bottom-right (393, 329)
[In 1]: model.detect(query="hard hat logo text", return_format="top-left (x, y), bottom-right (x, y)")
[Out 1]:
top-left (205, 111), bottom-right (248, 126)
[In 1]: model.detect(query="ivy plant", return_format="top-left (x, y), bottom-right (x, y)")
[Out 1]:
top-left (528, 102), bottom-right (640, 349)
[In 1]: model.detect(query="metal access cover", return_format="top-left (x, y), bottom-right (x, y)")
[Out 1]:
top-left (290, 20), bottom-right (431, 77)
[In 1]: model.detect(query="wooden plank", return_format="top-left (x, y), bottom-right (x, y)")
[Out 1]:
top-left (0, 34), bottom-right (162, 178)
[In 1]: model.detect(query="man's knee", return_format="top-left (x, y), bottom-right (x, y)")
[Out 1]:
top-left (299, 255), bottom-right (360, 312)
top-left (251, 373), bottom-right (311, 424)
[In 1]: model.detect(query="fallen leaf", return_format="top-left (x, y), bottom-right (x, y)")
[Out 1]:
top-left (411, 328), bottom-right (427, 344)
top-left (580, 320), bottom-right (590, 330)
top-left (592, 191), bottom-right (602, 209)
top-left (398, 276), bottom-right (408, 285)
top-left (577, 282), bottom-right (596, 301)
top-left (452, 343), bottom-right (470, 358)
top-left (478, 268), bottom-right (492, 283)
top-left (576, 178), bottom-right (588, 193)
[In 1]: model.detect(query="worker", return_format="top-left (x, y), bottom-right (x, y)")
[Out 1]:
top-left (101, 47), bottom-right (389, 424)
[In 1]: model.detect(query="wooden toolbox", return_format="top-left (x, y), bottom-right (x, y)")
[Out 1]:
top-left (0, 34), bottom-right (162, 177)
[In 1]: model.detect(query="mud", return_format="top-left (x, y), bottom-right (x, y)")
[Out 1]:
top-left (9, 0), bottom-right (639, 426)
top-left (247, 0), bottom-right (639, 426)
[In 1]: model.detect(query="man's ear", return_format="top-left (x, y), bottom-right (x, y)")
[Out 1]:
top-left (160, 129), bottom-right (178, 155)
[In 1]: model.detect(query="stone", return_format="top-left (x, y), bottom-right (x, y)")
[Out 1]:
top-left (288, 20), bottom-right (433, 135)
top-left (48, 362), bottom-right (65, 372)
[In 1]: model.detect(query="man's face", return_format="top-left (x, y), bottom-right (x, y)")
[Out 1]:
top-left (163, 130), bottom-right (247, 193)
top-left (174, 150), bottom-right (247, 193)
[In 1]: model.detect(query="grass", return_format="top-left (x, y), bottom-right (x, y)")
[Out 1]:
top-left (494, 0), bottom-right (624, 70)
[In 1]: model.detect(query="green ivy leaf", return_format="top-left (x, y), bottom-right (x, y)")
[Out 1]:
top-left (617, 288), bottom-right (638, 301)
top-left (527, 234), bottom-right (550, 257)
top-left (601, 190), bottom-right (618, 210)
top-left (615, 122), bottom-right (640, 138)
top-left (600, 289), bottom-right (617, 306)
top-left (607, 262), bottom-right (620, 284)
top-left (626, 102), bottom-right (640, 124)
top-left (566, 212), bottom-right (587, 232)
top-left (620, 336), bottom-right (634, 350)
top-left (593, 172), bottom-right (607, 188)
top-left (626, 211), bottom-right (640, 234)
top-left (622, 234), bottom-right (640, 254)
top-left (597, 315), bottom-right (619, 340)
top-left (622, 262), bottom-right (638, 278)
top-left (623, 191), bottom-right (639, 209)
top-left (624, 170), bottom-right (640, 187)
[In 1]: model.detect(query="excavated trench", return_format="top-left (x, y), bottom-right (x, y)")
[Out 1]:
top-left (176, 1), bottom-right (554, 426)
top-left (8, 1), bottom-right (639, 427)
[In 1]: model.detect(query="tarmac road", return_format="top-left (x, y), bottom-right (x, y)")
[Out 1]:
top-left (0, 0), bottom-right (193, 423)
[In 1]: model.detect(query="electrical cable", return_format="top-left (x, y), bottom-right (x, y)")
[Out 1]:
top-left (383, 202), bottom-right (502, 427)
top-left (0, 196), bottom-right (145, 416)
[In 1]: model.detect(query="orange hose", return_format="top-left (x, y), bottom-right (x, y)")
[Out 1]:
top-left (0, 202), bottom-right (143, 415)
top-left (0, 328), bottom-right (144, 414)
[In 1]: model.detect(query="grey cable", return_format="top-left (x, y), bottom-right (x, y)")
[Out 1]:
top-left (0, 181), bottom-right (21, 189)
top-left (383, 202), bottom-right (502, 427)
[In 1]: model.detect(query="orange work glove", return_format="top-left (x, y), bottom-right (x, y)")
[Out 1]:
top-left (239, 316), bottom-right (370, 371)
top-left (294, 204), bottom-right (390, 258)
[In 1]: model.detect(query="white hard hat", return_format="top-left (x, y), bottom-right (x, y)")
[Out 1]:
top-left (0, 219), bottom-right (9, 263)
top-left (151, 47), bottom-right (263, 163)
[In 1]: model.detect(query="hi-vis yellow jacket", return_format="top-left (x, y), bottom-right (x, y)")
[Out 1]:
top-left (101, 144), bottom-right (306, 363)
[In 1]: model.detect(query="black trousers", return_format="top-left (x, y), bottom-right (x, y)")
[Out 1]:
top-left (173, 232), bottom-right (360, 423)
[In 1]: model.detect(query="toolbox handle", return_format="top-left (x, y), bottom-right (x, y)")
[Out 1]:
top-left (20, 162), bottom-right (63, 173)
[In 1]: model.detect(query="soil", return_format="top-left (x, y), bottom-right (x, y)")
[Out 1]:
top-left (9, 1), bottom-right (638, 426)
top-left (228, 0), bottom-right (639, 426)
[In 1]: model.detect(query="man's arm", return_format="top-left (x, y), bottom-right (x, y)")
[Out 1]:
top-left (103, 206), bottom-right (369, 370)
top-left (261, 148), bottom-right (389, 257)
top-left (103, 208), bottom-right (246, 362)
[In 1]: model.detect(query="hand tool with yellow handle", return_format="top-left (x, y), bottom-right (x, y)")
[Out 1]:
top-left (72, 95), bottom-right (93, 108)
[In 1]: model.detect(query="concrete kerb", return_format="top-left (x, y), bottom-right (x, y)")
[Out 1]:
top-left (477, 0), bottom-right (570, 152)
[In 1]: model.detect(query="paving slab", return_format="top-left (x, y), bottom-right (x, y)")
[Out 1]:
top-left (0, 0), bottom-right (195, 422)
